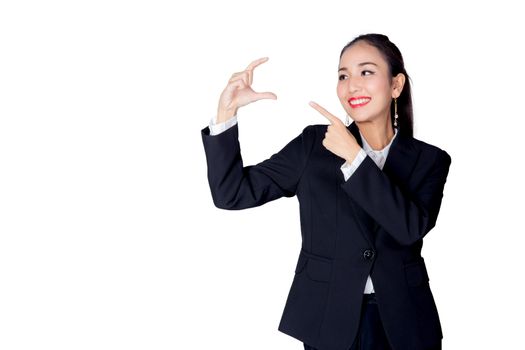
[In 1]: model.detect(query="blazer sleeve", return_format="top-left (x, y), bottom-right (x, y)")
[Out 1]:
top-left (201, 123), bottom-right (315, 210)
top-left (341, 149), bottom-right (452, 246)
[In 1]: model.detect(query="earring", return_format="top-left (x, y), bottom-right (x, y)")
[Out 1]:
top-left (394, 97), bottom-right (399, 128)
top-left (345, 114), bottom-right (351, 126)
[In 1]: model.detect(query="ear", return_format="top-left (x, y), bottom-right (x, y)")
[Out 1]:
top-left (391, 73), bottom-right (406, 98)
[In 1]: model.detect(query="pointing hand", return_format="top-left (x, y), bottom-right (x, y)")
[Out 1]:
top-left (309, 101), bottom-right (361, 163)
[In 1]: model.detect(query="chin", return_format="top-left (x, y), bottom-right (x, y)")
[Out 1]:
top-left (348, 114), bottom-right (370, 123)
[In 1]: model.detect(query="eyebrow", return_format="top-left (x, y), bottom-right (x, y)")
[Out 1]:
top-left (338, 62), bottom-right (378, 72)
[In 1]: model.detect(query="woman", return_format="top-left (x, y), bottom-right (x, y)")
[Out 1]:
top-left (201, 34), bottom-right (451, 350)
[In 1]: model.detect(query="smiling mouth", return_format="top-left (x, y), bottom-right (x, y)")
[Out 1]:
top-left (348, 97), bottom-right (371, 108)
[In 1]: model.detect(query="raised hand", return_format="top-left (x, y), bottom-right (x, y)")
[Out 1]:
top-left (217, 57), bottom-right (277, 123)
top-left (309, 101), bottom-right (361, 163)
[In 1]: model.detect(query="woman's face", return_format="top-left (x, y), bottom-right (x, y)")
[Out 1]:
top-left (337, 41), bottom-right (404, 125)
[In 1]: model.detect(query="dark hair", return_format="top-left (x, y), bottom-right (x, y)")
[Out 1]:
top-left (340, 34), bottom-right (413, 137)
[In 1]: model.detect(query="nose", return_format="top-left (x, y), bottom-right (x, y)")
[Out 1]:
top-left (347, 75), bottom-right (362, 94)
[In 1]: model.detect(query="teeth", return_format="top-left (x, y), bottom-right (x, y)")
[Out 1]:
top-left (350, 98), bottom-right (370, 105)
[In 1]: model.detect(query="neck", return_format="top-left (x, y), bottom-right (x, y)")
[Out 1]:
top-left (356, 117), bottom-right (395, 150)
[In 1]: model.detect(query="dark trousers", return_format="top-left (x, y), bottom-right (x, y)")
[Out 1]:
top-left (304, 293), bottom-right (392, 350)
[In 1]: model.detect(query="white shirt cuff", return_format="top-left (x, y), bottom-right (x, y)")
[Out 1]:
top-left (209, 115), bottom-right (238, 136)
top-left (340, 148), bottom-right (367, 181)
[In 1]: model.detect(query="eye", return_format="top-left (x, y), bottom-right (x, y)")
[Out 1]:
top-left (362, 70), bottom-right (374, 76)
top-left (338, 74), bottom-right (347, 81)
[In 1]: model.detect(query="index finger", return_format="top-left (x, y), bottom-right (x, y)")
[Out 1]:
top-left (246, 57), bottom-right (269, 71)
top-left (309, 101), bottom-right (339, 125)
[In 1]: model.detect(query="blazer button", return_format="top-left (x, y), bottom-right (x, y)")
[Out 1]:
top-left (363, 249), bottom-right (375, 261)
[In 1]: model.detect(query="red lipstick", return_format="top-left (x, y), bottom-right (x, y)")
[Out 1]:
top-left (348, 96), bottom-right (371, 108)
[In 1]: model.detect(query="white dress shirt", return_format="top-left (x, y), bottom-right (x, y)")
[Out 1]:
top-left (209, 115), bottom-right (239, 136)
top-left (209, 116), bottom-right (398, 294)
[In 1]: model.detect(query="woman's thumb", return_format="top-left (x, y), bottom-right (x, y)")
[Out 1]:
top-left (255, 92), bottom-right (277, 100)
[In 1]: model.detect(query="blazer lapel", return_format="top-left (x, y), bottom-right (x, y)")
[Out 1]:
top-left (344, 122), bottom-right (377, 244)
top-left (345, 121), bottom-right (421, 243)
top-left (347, 121), bottom-right (421, 186)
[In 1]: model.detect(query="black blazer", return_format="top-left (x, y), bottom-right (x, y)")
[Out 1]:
top-left (201, 121), bottom-right (452, 350)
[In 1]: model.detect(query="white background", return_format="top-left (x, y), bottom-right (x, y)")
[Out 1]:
top-left (1, 1), bottom-right (524, 349)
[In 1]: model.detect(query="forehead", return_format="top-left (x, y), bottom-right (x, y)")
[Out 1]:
top-left (339, 41), bottom-right (386, 68)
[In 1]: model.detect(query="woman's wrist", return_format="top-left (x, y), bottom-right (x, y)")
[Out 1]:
top-left (344, 146), bottom-right (363, 164)
top-left (217, 107), bottom-right (238, 124)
